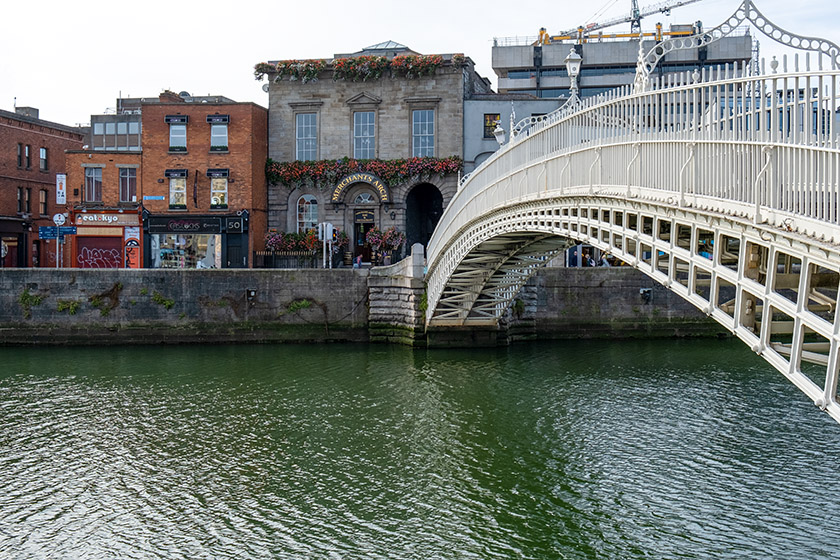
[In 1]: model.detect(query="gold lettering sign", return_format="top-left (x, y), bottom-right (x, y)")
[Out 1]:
top-left (331, 173), bottom-right (390, 203)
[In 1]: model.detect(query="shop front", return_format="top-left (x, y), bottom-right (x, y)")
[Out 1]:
top-left (69, 209), bottom-right (143, 269)
top-left (144, 212), bottom-right (249, 269)
top-left (0, 217), bottom-right (28, 268)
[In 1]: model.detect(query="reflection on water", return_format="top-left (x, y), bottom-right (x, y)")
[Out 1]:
top-left (0, 340), bottom-right (838, 559)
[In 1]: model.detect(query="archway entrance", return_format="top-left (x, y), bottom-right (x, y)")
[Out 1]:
top-left (406, 183), bottom-right (443, 250)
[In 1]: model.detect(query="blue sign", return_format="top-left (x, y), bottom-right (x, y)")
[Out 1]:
top-left (144, 195), bottom-right (165, 201)
top-left (39, 226), bottom-right (76, 240)
top-left (39, 226), bottom-right (58, 239)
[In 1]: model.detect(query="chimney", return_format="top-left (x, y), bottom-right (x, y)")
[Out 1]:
top-left (15, 107), bottom-right (39, 119)
top-left (159, 90), bottom-right (184, 103)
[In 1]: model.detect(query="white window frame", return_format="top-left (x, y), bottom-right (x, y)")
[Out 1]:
top-left (169, 124), bottom-right (187, 150)
top-left (353, 111), bottom-right (375, 159)
top-left (210, 124), bottom-right (228, 150)
top-left (169, 178), bottom-right (187, 208)
top-left (297, 194), bottom-right (318, 233)
top-left (295, 113), bottom-right (317, 161)
top-left (412, 109), bottom-right (435, 157)
top-left (211, 178), bottom-right (228, 208)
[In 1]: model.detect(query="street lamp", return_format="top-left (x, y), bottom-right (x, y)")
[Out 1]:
top-left (564, 47), bottom-right (583, 103)
top-left (493, 123), bottom-right (506, 146)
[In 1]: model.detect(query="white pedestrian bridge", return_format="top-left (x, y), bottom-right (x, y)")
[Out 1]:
top-left (425, 2), bottom-right (840, 423)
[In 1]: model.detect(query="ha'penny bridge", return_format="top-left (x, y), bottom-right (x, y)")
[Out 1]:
top-left (422, 1), bottom-right (840, 423)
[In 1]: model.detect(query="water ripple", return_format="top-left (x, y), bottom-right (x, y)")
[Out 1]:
top-left (0, 341), bottom-right (838, 559)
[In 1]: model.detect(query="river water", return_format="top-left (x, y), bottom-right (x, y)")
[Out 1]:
top-left (1, 339), bottom-right (838, 559)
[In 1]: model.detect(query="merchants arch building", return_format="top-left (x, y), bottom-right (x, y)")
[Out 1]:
top-left (258, 41), bottom-right (491, 262)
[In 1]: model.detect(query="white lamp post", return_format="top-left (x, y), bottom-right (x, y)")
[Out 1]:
top-left (564, 47), bottom-right (583, 104)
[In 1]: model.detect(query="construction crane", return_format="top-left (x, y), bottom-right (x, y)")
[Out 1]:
top-left (538, 0), bottom-right (704, 44)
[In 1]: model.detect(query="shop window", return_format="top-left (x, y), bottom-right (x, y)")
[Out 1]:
top-left (295, 113), bottom-right (317, 161)
top-left (297, 194), bottom-right (318, 233)
top-left (483, 113), bottom-right (500, 138)
top-left (412, 109), bottom-right (434, 157)
top-left (211, 178), bottom-right (228, 208)
top-left (169, 177), bottom-right (187, 208)
top-left (150, 234), bottom-right (221, 269)
top-left (39, 147), bottom-right (48, 171)
top-left (353, 111), bottom-right (375, 159)
top-left (39, 190), bottom-right (47, 216)
top-left (84, 168), bottom-right (102, 202)
top-left (120, 168), bottom-right (137, 203)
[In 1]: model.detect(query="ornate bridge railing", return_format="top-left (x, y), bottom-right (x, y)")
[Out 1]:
top-left (425, 60), bottom-right (840, 423)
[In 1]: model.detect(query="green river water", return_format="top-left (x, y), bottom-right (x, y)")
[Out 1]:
top-left (0, 339), bottom-right (838, 559)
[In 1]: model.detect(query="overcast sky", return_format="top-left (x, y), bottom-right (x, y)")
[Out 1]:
top-left (2, 0), bottom-right (838, 127)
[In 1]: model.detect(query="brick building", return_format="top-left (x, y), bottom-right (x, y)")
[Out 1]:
top-left (258, 41), bottom-right (491, 263)
top-left (0, 107), bottom-right (84, 267)
top-left (63, 150), bottom-right (143, 268)
top-left (139, 92), bottom-right (268, 268)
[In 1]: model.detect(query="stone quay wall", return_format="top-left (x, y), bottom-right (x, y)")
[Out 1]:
top-left (0, 265), bottom-right (722, 347)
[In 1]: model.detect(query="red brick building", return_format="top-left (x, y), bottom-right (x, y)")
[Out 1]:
top-left (140, 92), bottom-right (268, 268)
top-left (0, 107), bottom-right (84, 267)
top-left (64, 151), bottom-right (143, 268)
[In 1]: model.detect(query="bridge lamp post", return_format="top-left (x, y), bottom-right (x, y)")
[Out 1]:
top-left (564, 48), bottom-right (582, 104)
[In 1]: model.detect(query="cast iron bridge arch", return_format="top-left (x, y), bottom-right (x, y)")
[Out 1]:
top-left (424, 3), bottom-right (840, 423)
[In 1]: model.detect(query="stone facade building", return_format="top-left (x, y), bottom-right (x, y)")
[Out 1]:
top-left (258, 41), bottom-right (491, 263)
top-left (0, 107), bottom-right (84, 267)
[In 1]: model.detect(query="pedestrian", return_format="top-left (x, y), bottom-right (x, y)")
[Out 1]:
top-left (569, 249), bottom-right (578, 267)
top-left (599, 253), bottom-right (611, 267)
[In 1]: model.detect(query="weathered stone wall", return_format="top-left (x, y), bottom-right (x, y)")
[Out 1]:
top-left (0, 269), bottom-right (370, 345)
top-left (0, 265), bottom-right (722, 347)
top-left (529, 267), bottom-right (724, 339)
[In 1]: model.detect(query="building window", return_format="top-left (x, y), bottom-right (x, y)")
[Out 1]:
top-left (39, 190), bottom-right (47, 216)
top-left (39, 148), bottom-right (48, 171)
top-left (412, 110), bottom-right (435, 157)
top-left (295, 113), bottom-right (317, 161)
top-left (483, 114), bottom-right (501, 138)
top-left (297, 194), bottom-right (318, 233)
top-left (354, 192), bottom-right (376, 204)
top-left (25, 188), bottom-right (31, 213)
top-left (210, 124), bottom-right (228, 151)
top-left (169, 124), bottom-right (187, 152)
top-left (17, 144), bottom-right (23, 167)
top-left (25, 145), bottom-right (31, 168)
top-left (17, 187), bottom-right (23, 213)
top-left (169, 178), bottom-right (187, 208)
top-left (84, 168), bottom-right (102, 202)
top-left (119, 168), bottom-right (137, 203)
top-left (353, 111), bottom-right (375, 159)
top-left (211, 178), bottom-right (228, 208)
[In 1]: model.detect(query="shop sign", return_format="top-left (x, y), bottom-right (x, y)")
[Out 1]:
top-left (332, 173), bottom-right (390, 203)
top-left (354, 210), bottom-right (375, 224)
top-left (56, 174), bottom-right (67, 205)
top-left (206, 115), bottom-right (230, 124)
top-left (164, 115), bottom-right (189, 124)
top-left (76, 213), bottom-right (140, 226)
top-left (225, 218), bottom-right (243, 232)
top-left (148, 217), bottom-right (222, 234)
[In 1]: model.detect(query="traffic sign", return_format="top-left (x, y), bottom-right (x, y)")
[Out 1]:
top-left (59, 227), bottom-right (77, 235)
top-left (53, 213), bottom-right (66, 226)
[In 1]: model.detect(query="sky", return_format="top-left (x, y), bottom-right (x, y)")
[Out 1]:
top-left (2, 0), bottom-right (839, 127)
